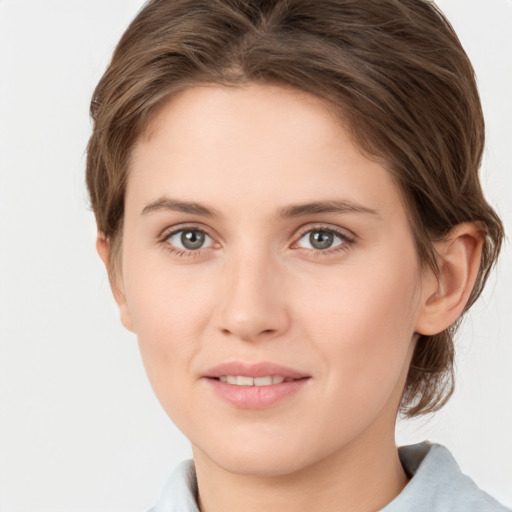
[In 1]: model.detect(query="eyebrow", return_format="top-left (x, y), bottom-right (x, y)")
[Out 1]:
top-left (277, 200), bottom-right (379, 219)
top-left (141, 197), bottom-right (221, 217)
top-left (141, 197), bottom-right (379, 219)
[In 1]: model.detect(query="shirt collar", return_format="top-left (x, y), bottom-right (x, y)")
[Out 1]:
top-left (148, 442), bottom-right (509, 512)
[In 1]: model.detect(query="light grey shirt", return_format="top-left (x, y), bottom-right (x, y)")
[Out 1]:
top-left (148, 442), bottom-right (510, 512)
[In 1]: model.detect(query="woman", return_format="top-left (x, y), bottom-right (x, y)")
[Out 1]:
top-left (86, 1), bottom-right (509, 510)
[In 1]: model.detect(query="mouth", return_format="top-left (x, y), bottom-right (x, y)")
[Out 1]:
top-left (203, 362), bottom-right (311, 408)
top-left (204, 361), bottom-right (309, 382)
top-left (214, 375), bottom-right (298, 386)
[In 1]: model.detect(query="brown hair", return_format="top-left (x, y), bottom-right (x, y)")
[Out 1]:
top-left (86, 0), bottom-right (504, 417)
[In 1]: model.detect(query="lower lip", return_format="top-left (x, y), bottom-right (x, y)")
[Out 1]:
top-left (205, 378), bottom-right (310, 409)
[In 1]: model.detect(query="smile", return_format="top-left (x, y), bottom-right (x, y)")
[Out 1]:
top-left (203, 362), bottom-right (311, 408)
top-left (217, 375), bottom-right (291, 386)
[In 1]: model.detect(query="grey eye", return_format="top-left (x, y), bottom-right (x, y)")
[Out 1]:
top-left (298, 229), bottom-right (344, 250)
top-left (168, 229), bottom-right (213, 250)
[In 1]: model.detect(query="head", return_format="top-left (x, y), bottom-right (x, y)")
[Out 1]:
top-left (87, 0), bottom-right (503, 473)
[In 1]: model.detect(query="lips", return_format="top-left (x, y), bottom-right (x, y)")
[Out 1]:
top-left (204, 361), bottom-right (309, 380)
top-left (203, 361), bottom-right (311, 409)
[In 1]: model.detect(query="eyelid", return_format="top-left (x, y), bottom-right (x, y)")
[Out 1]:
top-left (293, 223), bottom-right (356, 243)
top-left (158, 223), bottom-right (217, 242)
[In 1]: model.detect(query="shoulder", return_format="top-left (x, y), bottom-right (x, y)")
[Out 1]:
top-left (381, 442), bottom-right (511, 512)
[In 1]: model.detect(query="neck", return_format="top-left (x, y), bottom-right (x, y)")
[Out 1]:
top-left (193, 429), bottom-right (408, 512)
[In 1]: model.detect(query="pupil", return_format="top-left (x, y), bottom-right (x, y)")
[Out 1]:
top-left (181, 230), bottom-right (205, 250)
top-left (310, 231), bottom-right (333, 250)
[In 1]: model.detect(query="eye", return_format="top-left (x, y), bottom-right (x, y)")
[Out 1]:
top-left (166, 228), bottom-right (214, 251)
top-left (296, 228), bottom-right (347, 251)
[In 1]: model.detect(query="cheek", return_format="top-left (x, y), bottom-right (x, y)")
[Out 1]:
top-left (124, 241), bottom-right (215, 337)
top-left (295, 251), bottom-right (421, 399)
top-left (122, 259), bottom-right (217, 403)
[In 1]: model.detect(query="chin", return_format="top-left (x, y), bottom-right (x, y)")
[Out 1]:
top-left (193, 433), bottom-right (323, 478)
top-left (217, 453), bottom-right (308, 478)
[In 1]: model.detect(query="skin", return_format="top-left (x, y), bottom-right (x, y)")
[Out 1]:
top-left (98, 83), bottom-right (483, 512)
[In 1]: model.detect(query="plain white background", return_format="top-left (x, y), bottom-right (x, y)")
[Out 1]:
top-left (0, 1), bottom-right (511, 511)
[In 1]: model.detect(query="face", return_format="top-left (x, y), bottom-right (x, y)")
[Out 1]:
top-left (116, 83), bottom-right (431, 477)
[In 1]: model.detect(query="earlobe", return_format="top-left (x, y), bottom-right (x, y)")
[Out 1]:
top-left (415, 223), bottom-right (484, 336)
top-left (96, 235), bottom-right (111, 268)
top-left (96, 235), bottom-right (135, 333)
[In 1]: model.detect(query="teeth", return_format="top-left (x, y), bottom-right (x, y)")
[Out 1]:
top-left (237, 376), bottom-right (254, 386)
top-left (254, 376), bottom-right (272, 386)
top-left (218, 375), bottom-right (288, 386)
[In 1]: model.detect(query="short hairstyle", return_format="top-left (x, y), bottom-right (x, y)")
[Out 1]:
top-left (86, 0), bottom-right (504, 417)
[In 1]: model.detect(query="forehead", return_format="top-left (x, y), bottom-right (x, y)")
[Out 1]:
top-left (140, 82), bottom-right (345, 153)
top-left (127, 83), bottom-right (405, 222)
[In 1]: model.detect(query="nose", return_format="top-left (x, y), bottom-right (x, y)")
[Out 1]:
top-left (214, 249), bottom-right (291, 342)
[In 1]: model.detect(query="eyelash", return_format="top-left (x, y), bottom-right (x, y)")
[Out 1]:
top-left (158, 224), bottom-right (355, 259)
top-left (158, 225), bottom-right (215, 259)
top-left (294, 225), bottom-right (355, 257)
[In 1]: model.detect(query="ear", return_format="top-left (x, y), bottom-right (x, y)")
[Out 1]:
top-left (415, 222), bottom-right (484, 336)
top-left (96, 235), bottom-right (135, 333)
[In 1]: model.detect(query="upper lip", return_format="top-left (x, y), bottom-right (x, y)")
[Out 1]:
top-left (204, 361), bottom-right (310, 379)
